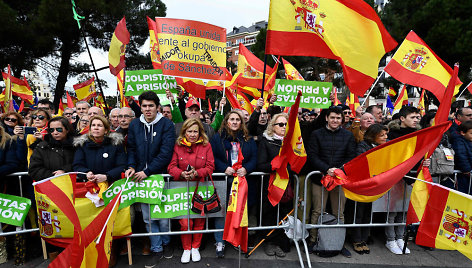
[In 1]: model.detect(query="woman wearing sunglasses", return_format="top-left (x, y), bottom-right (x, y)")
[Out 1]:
top-left (1, 112), bottom-right (24, 135)
top-left (257, 113), bottom-right (293, 257)
top-left (168, 118), bottom-right (215, 263)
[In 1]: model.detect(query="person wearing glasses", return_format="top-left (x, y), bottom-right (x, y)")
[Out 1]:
top-left (77, 115), bottom-right (90, 134)
top-left (1, 112), bottom-right (24, 135)
top-left (116, 107), bottom-right (135, 146)
top-left (109, 108), bottom-right (121, 130)
top-left (63, 107), bottom-right (74, 120)
top-left (257, 113), bottom-right (293, 257)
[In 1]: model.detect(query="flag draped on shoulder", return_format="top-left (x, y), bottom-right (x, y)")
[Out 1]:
top-left (109, 17), bottom-right (130, 76)
top-left (266, 0), bottom-right (397, 96)
top-left (73, 77), bottom-right (96, 101)
top-left (237, 43), bottom-right (273, 89)
top-left (282, 58), bottom-right (304, 80)
top-left (223, 147), bottom-right (248, 252)
top-left (321, 121), bottom-right (452, 202)
top-left (269, 91), bottom-right (306, 206)
top-left (384, 31), bottom-right (462, 100)
top-left (416, 184), bottom-right (472, 261)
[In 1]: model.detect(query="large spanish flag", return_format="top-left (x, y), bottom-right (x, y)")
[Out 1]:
top-left (147, 16), bottom-right (162, 70)
top-left (237, 43), bottom-right (273, 89)
top-left (109, 17), bottom-right (130, 76)
top-left (322, 121), bottom-right (452, 202)
top-left (384, 31), bottom-right (462, 101)
top-left (266, 0), bottom-right (397, 96)
top-left (73, 77), bottom-right (96, 101)
top-left (282, 58), bottom-right (304, 80)
top-left (269, 91), bottom-right (306, 206)
top-left (416, 184), bottom-right (472, 260)
top-left (1, 73), bottom-right (34, 104)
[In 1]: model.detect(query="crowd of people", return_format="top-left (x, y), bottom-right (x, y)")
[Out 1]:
top-left (0, 90), bottom-right (471, 267)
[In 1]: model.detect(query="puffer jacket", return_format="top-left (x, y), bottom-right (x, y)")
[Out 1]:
top-left (29, 136), bottom-right (75, 180)
top-left (306, 126), bottom-right (356, 184)
top-left (127, 114), bottom-right (176, 176)
top-left (73, 132), bottom-right (127, 182)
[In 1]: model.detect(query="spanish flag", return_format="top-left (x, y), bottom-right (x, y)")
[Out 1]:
top-left (175, 77), bottom-right (206, 99)
top-left (117, 69), bottom-right (128, 107)
top-left (1, 72), bottom-right (34, 104)
top-left (333, 89), bottom-right (340, 106)
top-left (263, 59), bottom-right (279, 93)
top-left (147, 16), bottom-right (161, 70)
top-left (282, 58), bottom-right (304, 80)
top-left (393, 84), bottom-right (408, 112)
top-left (417, 88), bottom-right (426, 116)
top-left (206, 68), bottom-right (233, 91)
top-left (109, 17), bottom-right (130, 76)
top-left (321, 121), bottom-right (452, 202)
top-left (223, 148), bottom-right (248, 252)
top-left (224, 86), bottom-right (242, 110)
top-left (416, 184), bottom-right (472, 260)
top-left (237, 85), bottom-right (261, 99)
top-left (73, 77), bottom-right (96, 101)
top-left (269, 91), bottom-right (306, 206)
top-left (236, 92), bottom-right (254, 114)
top-left (237, 43), bottom-right (273, 89)
top-left (266, 0), bottom-right (397, 96)
top-left (388, 87), bottom-right (396, 97)
top-left (66, 91), bottom-right (75, 108)
top-left (384, 31), bottom-right (462, 101)
top-left (1, 65), bottom-right (13, 112)
top-left (347, 93), bottom-right (360, 117)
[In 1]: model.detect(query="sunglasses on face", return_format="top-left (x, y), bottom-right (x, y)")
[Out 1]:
top-left (32, 115), bottom-right (46, 120)
top-left (273, 122), bottom-right (287, 127)
top-left (71, 116), bottom-right (78, 120)
top-left (47, 127), bottom-right (64, 133)
top-left (64, 113), bottom-right (73, 116)
top-left (4, 117), bottom-right (17, 123)
top-left (343, 111), bottom-right (352, 115)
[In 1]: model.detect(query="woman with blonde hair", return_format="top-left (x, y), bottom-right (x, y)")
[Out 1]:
top-left (168, 118), bottom-right (214, 263)
top-left (210, 110), bottom-right (257, 257)
top-left (1, 112), bottom-right (24, 135)
top-left (0, 125), bottom-right (17, 177)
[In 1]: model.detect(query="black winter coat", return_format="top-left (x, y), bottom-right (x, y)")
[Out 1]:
top-left (0, 138), bottom-right (18, 177)
top-left (73, 133), bottom-right (127, 182)
top-left (257, 133), bottom-right (282, 173)
top-left (29, 137), bottom-right (75, 180)
top-left (307, 126), bottom-right (356, 184)
top-left (356, 141), bottom-right (375, 156)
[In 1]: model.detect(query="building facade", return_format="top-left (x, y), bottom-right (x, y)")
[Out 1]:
top-left (226, 21), bottom-right (267, 65)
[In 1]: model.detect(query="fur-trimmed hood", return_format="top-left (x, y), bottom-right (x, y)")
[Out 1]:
top-left (73, 132), bottom-right (124, 147)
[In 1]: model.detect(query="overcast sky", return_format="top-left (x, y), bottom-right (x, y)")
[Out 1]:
top-left (66, 0), bottom-right (270, 96)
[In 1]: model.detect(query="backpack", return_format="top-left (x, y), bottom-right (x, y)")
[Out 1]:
top-left (312, 213), bottom-right (346, 257)
top-left (430, 144), bottom-right (455, 175)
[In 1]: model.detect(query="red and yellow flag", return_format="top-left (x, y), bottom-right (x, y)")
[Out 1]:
top-left (417, 89), bottom-right (426, 116)
top-left (1, 65), bottom-right (13, 112)
top-left (322, 121), bottom-right (452, 202)
top-left (175, 77), bottom-right (206, 99)
top-left (66, 91), bottom-right (75, 108)
top-left (384, 31), bottom-right (462, 101)
top-left (237, 43), bottom-right (273, 89)
top-left (117, 69), bottom-right (128, 107)
top-left (393, 84), bottom-right (408, 112)
top-left (146, 16), bottom-right (161, 70)
top-left (108, 17), bottom-right (130, 76)
top-left (263, 59), bottom-right (279, 93)
top-left (388, 87), bottom-right (396, 97)
top-left (74, 77), bottom-right (96, 101)
top-left (223, 148), bottom-right (248, 252)
top-left (282, 58), bottom-right (304, 80)
top-left (224, 86), bottom-right (242, 110)
top-left (269, 91), bottom-right (306, 206)
top-left (1, 72), bottom-right (34, 104)
top-left (348, 92), bottom-right (360, 117)
top-left (416, 184), bottom-right (472, 260)
top-left (236, 92), bottom-right (253, 114)
top-left (333, 89), bottom-right (340, 106)
top-left (266, 0), bottom-right (397, 96)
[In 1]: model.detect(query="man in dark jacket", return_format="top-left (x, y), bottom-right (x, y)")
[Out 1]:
top-left (388, 106), bottom-right (420, 140)
top-left (124, 91), bottom-right (176, 267)
top-left (306, 106), bottom-right (356, 256)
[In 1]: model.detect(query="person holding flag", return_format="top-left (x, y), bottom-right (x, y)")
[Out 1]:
top-left (210, 110), bottom-right (257, 258)
top-left (257, 113), bottom-right (293, 257)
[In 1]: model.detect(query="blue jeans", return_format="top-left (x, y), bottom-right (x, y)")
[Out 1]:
top-left (141, 203), bottom-right (170, 252)
top-left (213, 217), bottom-right (225, 243)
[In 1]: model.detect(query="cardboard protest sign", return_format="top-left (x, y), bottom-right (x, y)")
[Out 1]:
top-left (0, 193), bottom-right (31, 226)
top-left (274, 79), bottom-right (332, 108)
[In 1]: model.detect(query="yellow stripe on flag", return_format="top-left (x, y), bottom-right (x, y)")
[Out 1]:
top-left (343, 188), bottom-right (388, 203)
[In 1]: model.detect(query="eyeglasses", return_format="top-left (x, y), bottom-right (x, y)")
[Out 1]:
top-left (118, 115), bottom-right (133, 118)
top-left (64, 113), bottom-right (73, 116)
top-left (47, 127), bottom-right (64, 133)
top-left (4, 117), bottom-right (17, 123)
top-left (273, 122), bottom-right (287, 127)
top-left (32, 115), bottom-right (46, 120)
top-left (343, 111), bottom-right (352, 115)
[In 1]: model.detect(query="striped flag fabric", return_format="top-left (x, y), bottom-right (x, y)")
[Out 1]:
top-left (146, 16), bottom-right (161, 70)
top-left (393, 85), bottom-right (408, 112)
top-left (175, 77), bottom-right (206, 99)
top-left (347, 92), bottom-right (360, 117)
top-left (117, 69), bottom-right (128, 107)
top-left (266, 0), bottom-right (397, 96)
top-left (73, 77), bottom-right (96, 101)
top-left (1, 65), bottom-right (13, 112)
top-left (282, 58), bottom-right (304, 80)
top-left (388, 87), bottom-right (396, 97)
top-left (417, 89), bottom-right (426, 116)
top-left (237, 43), bottom-right (273, 89)
top-left (66, 91), bottom-right (75, 108)
top-left (384, 31), bottom-right (462, 101)
top-left (108, 17), bottom-right (130, 76)
top-left (1, 72), bottom-right (34, 104)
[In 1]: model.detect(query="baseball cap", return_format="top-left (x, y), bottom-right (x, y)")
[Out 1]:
top-left (186, 98), bottom-right (200, 109)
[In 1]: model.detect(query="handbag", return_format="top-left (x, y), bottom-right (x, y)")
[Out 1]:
top-left (191, 175), bottom-right (221, 216)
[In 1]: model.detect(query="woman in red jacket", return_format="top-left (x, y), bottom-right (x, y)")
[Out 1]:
top-left (168, 118), bottom-right (215, 264)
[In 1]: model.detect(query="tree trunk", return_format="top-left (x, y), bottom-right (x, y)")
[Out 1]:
top-left (53, 40), bottom-right (73, 111)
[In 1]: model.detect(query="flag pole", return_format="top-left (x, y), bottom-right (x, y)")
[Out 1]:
top-left (360, 70), bottom-right (385, 107)
top-left (221, 81), bottom-right (225, 115)
top-left (261, 54), bottom-right (268, 100)
top-left (457, 81), bottom-right (472, 99)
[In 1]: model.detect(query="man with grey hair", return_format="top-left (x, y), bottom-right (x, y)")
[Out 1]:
top-left (76, 101), bottom-right (91, 117)
top-left (87, 106), bottom-right (104, 117)
top-left (109, 107), bottom-right (121, 130)
top-left (63, 107), bottom-right (74, 121)
top-left (116, 107), bottom-right (135, 145)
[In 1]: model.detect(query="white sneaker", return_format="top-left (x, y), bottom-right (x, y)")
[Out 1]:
top-left (191, 248), bottom-right (201, 262)
top-left (215, 242), bottom-right (225, 258)
top-left (181, 250), bottom-right (191, 264)
top-left (396, 239), bottom-right (410, 254)
top-left (385, 240), bottom-right (402, 255)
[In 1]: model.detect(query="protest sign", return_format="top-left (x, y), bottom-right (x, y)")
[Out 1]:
top-left (103, 175), bottom-right (165, 210)
top-left (124, 69), bottom-right (177, 96)
top-left (151, 181), bottom-right (227, 219)
top-left (274, 79), bottom-right (332, 108)
top-left (155, 18), bottom-right (226, 80)
top-left (0, 193), bottom-right (31, 226)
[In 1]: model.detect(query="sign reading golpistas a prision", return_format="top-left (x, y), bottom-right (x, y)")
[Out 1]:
top-left (0, 193), bottom-right (31, 226)
top-left (274, 79), bottom-right (332, 109)
top-left (102, 175), bottom-right (165, 210)
top-left (155, 18), bottom-right (226, 80)
top-left (124, 69), bottom-right (178, 96)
